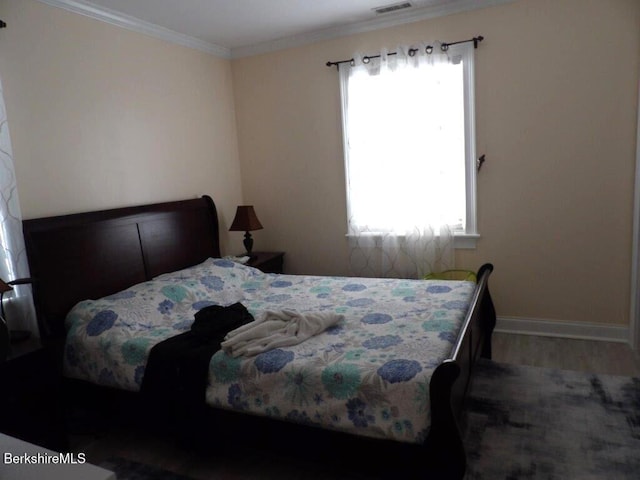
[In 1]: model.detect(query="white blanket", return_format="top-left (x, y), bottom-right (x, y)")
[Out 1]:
top-left (221, 309), bottom-right (343, 358)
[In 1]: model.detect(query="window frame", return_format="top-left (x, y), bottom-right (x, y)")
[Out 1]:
top-left (458, 43), bottom-right (479, 248)
top-left (339, 42), bottom-right (479, 249)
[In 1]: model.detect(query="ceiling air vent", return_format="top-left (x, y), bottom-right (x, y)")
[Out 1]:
top-left (374, 2), bottom-right (412, 14)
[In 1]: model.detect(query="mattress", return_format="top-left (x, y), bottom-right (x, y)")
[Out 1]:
top-left (63, 258), bottom-right (475, 443)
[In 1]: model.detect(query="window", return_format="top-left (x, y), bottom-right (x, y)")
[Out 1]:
top-left (339, 43), bottom-right (478, 249)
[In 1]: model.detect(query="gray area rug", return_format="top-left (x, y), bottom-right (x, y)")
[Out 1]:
top-left (464, 360), bottom-right (640, 479)
top-left (99, 360), bottom-right (640, 479)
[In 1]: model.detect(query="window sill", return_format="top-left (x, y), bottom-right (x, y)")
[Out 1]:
top-left (454, 233), bottom-right (479, 249)
top-left (345, 232), bottom-right (479, 249)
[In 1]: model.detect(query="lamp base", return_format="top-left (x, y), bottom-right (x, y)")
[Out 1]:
top-left (243, 232), bottom-right (254, 258)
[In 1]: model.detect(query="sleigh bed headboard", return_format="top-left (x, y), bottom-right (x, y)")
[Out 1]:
top-left (23, 195), bottom-right (221, 340)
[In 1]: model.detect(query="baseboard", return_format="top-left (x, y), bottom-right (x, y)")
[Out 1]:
top-left (496, 316), bottom-right (630, 344)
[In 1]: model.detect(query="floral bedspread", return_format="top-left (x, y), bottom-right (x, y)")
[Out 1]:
top-left (63, 258), bottom-right (475, 444)
top-left (64, 258), bottom-right (251, 390)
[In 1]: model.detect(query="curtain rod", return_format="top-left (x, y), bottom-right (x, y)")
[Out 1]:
top-left (326, 35), bottom-right (483, 69)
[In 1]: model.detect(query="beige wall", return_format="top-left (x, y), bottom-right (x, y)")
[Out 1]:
top-left (0, 0), bottom-right (638, 329)
top-left (232, 0), bottom-right (640, 327)
top-left (0, 0), bottom-right (244, 253)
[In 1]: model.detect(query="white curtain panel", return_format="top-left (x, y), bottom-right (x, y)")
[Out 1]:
top-left (0, 76), bottom-right (37, 335)
top-left (340, 43), bottom-right (457, 279)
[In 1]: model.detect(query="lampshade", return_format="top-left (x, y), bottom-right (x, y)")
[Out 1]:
top-left (229, 206), bottom-right (263, 232)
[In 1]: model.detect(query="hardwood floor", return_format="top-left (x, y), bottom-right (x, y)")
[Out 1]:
top-left (492, 332), bottom-right (640, 376)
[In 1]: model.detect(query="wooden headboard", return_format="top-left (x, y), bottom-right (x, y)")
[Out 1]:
top-left (23, 195), bottom-right (221, 340)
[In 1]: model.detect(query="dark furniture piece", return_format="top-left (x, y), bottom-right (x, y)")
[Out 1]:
top-left (246, 251), bottom-right (285, 273)
top-left (22, 195), bottom-right (496, 479)
top-left (0, 338), bottom-right (67, 451)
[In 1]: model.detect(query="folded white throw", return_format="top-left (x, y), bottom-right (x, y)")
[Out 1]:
top-left (221, 309), bottom-right (343, 358)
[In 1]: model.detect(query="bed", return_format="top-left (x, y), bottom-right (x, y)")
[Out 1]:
top-left (23, 195), bottom-right (496, 479)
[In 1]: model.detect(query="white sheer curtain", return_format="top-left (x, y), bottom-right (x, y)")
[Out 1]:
top-left (0, 76), bottom-right (37, 335)
top-left (340, 43), bottom-right (462, 279)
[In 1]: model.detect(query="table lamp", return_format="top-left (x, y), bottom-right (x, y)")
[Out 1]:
top-left (229, 205), bottom-right (263, 258)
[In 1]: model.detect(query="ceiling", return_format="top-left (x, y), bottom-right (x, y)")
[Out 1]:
top-left (39, 0), bottom-right (512, 58)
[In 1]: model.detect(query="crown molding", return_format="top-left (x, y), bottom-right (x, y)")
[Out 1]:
top-left (37, 0), bottom-right (231, 58)
top-left (38, 0), bottom-right (516, 60)
top-left (230, 0), bottom-right (517, 59)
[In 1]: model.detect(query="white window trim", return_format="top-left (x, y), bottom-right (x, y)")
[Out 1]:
top-left (459, 43), bottom-right (479, 245)
top-left (454, 233), bottom-right (480, 249)
top-left (340, 42), bottom-right (480, 249)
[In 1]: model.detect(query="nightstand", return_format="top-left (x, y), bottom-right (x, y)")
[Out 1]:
top-left (247, 251), bottom-right (285, 274)
top-left (0, 338), bottom-right (67, 451)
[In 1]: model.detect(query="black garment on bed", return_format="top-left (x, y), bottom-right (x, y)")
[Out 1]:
top-left (141, 302), bottom-right (254, 408)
